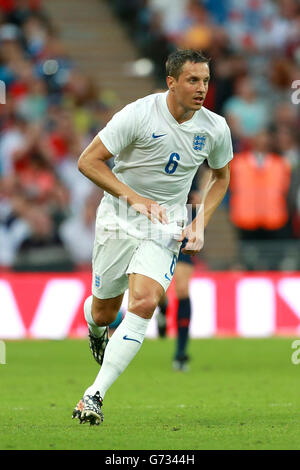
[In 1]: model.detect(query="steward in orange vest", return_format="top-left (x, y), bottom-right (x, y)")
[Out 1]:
top-left (230, 151), bottom-right (291, 231)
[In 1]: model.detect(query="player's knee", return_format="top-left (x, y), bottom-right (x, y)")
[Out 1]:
top-left (129, 290), bottom-right (159, 317)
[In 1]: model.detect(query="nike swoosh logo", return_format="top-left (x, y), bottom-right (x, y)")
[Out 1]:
top-left (152, 133), bottom-right (167, 139)
top-left (123, 335), bottom-right (141, 344)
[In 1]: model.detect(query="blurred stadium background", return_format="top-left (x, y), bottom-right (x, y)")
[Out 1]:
top-left (0, 0), bottom-right (300, 339)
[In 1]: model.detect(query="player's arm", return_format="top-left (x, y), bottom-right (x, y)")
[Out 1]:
top-left (78, 135), bottom-right (168, 224)
top-left (179, 163), bottom-right (230, 255)
top-left (202, 163), bottom-right (230, 228)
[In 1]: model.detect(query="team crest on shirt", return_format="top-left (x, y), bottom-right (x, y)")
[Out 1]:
top-left (95, 275), bottom-right (101, 288)
top-left (193, 134), bottom-right (206, 151)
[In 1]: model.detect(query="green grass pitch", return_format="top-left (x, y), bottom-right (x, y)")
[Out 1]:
top-left (1, 337), bottom-right (299, 450)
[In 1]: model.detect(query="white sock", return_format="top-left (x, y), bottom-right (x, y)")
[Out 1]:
top-left (84, 295), bottom-right (106, 338)
top-left (84, 311), bottom-right (150, 398)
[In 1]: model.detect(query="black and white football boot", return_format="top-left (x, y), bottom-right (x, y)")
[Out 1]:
top-left (72, 391), bottom-right (104, 426)
top-left (88, 327), bottom-right (109, 365)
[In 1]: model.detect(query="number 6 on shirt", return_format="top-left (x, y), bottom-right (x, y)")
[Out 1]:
top-left (165, 152), bottom-right (180, 174)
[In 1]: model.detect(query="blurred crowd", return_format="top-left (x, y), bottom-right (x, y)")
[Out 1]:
top-left (0, 0), bottom-right (300, 271)
top-left (111, 0), bottom-right (300, 269)
top-left (0, 0), bottom-right (118, 271)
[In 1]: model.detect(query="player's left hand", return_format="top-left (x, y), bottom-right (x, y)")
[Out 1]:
top-left (178, 223), bottom-right (204, 256)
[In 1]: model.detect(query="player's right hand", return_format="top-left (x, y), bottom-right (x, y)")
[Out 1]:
top-left (130, 196), bottom-right (168, 225)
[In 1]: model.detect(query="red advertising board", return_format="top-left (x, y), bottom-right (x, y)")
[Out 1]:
top-left (1, 271), bottom-right (300, 339)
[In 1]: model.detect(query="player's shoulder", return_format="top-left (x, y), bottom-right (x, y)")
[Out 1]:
top-left (118, 92), bottom-right (165, 130)
top-left (198, 106), bottom-right (228, 133)
top-left (128, 92), bottom-right (166, 112)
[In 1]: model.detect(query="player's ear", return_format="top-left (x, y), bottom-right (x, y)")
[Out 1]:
top-left (166, 75), bottom-right (176, 92)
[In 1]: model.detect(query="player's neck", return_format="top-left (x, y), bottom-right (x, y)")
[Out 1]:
top-left (166, 93), bottom-right (196, 124)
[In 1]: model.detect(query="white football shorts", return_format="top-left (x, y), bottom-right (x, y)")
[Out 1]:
top-left (92, 232), bottom-right (181, 299)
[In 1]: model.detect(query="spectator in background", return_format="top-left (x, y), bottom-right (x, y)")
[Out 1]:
top-left (0, 115), bottom-right (27, 176)
top-left (13, 202), bottom-right (74, 271)
top-left (148, 0), bottom-right (188, 41)
top-left (223, 76), bottom-right (270, 146)
top-left (22, 12), bottom-right (49, 59)
top-left (52, 111), bottom-right (95, 215)
top-left (272, 101), bottom-right (299, 132)
top-left (45, 109), bottom-right (80, 164)
top-left (176, 0), bottom-right (214, 51)
top-left (64, 71), bottom-right (97, 136)
top-left (16, 76), bottom-right (48, 122)
top-left (275, 126), bottom-right (299, 170)
top-left (262, 57), bottom-right (297, 111)
top-left (211, 53), bottom-right (248, 116)
top-left (274, 126), bottom-right (300, 239)
top-left (0, 179), bottom-right (30, 267)
top-left (230, 129), bottom-right (291, 237)
top-left (229, 129), bottom-right (292, 269)
top-left (6, 60), bottom-right (36, 102)
top-left (16, 149), bottom-right (56, 202)
top-left (59, 189), bottom-right (102, 269)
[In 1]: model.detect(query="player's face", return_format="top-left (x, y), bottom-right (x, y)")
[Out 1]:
top-left (168, 61), bottom-right (210, 112)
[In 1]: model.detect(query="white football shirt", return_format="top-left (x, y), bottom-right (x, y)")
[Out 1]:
top-left (96, 91), bottom-right (233, 246)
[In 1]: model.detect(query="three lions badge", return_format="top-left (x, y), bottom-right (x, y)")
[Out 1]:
top-left (193, 134), bottom-right (206, 151)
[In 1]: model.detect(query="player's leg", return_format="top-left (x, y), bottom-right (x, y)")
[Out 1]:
top-left (173, 259), bottom-right (194, 371)
top-left (157, 292), bottom-right (168, 337)
top-left (72, 294), bottom-right (125, 425)
top-left (88, 294), bottom-right (124, 328)
top-left (84, 293), bottom-right (124, 365)
top-left (85, 234), bottom-right (138, 365)
top-left (90, 242), bottom-right (178, 392)
top-left (83, 273), bottom-right (163, 399)
top-left (72, 235), bottom-right (139, 425)
top-left (74, 240), bottom-right (179, 425)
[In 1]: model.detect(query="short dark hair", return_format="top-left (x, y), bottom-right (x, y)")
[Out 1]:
top-left (166, 49), bottom-right (210, 80)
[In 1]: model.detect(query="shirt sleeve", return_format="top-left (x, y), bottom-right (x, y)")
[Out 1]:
top-left (207, 120), bottom-right (233, 169)
top-left (98, 102), bottom-right (138, 156)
